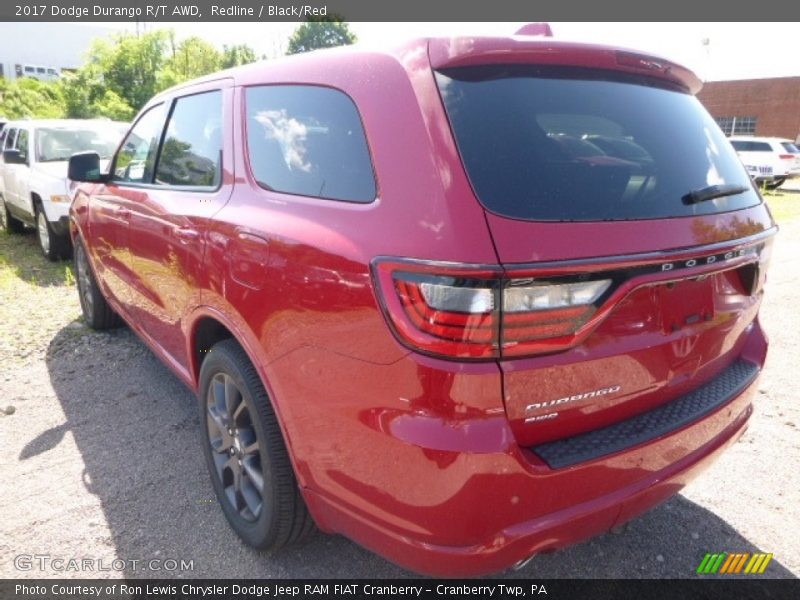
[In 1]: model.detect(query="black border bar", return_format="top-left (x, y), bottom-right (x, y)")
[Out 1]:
top-left (3, 1), bottom-right (800, 22)
top-left (2, 579), bottom-right (798, 600)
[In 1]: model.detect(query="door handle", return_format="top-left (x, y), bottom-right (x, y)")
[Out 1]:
top-left (174, 227), bottom-right (200, 242)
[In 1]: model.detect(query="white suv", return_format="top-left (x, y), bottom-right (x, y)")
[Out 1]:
top-left (0, 119), bottom-right (125, 260)
top-left (729, 136), bottom-right (800, 190)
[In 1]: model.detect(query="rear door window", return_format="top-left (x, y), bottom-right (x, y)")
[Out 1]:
top-left (245, 85), bottom-right (375, 203)
top-left (436, 66), bottom-right (760, 221)
top-left (155, 90), bottom-right (222, 188)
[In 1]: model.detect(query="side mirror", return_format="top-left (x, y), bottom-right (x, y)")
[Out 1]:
top-left (68, 151), bottom-right (105, 183)
top-left (3, 149), bottom-right (26, 164)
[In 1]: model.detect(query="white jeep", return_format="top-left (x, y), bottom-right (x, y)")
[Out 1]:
top-left (0, 119), bottom-right (125, 260)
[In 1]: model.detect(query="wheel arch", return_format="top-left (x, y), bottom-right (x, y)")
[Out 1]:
top-left (186, 306), bottom-right (308, 487)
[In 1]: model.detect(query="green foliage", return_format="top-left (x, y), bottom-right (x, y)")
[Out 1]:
top-left (90, 89), bottom-right (135, 122)
top-left (160, 35), bottom-right (222, 89)
top-left (108, 31), bottom-right (172, 111)
top-left (1, 30), bottom-right (259, 122)
top-left (221, 44), bottom-right (259, 69)
top-left (0, 77), bottom-right (66, 119)
top-left (286, 17), bottom-right (357, 55)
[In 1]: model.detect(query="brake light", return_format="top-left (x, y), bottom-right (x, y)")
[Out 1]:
top-left (373, 261), bottom-right (611, 360)
top-left (779, 154), bottom-right (795, 160)
top-left (391, 274), bottom-right (499, 359)
top-left (501, 279), bottom-right (611, 357)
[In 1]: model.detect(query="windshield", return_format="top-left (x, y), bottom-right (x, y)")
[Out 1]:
top-left (36, 125), bottom-right (123, 162)
top-left (436, 66), bottom-right (760, 221)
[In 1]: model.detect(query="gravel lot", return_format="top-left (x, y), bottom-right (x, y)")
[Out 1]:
top-left (1, 196), bottom-right (798, 580)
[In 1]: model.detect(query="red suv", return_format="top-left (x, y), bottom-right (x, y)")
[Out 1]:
top-left (68, 35), bottom-right (776, 577)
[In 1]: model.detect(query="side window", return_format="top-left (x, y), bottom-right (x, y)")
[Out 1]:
top-left (112, 104), bottom-right (166, 184)
top-left (245, 85), bottom-right (375, 203)
top-left (155, 90), bottom-right (222, 187)
top-left (16, 130), bottom-right (29, 161)
top-left (3, 128), bottom-right (16, 151)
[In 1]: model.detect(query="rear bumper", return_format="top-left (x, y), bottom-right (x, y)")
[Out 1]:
top-left (305, 372), bottom-right (757, 577)
top-left (300, 321), bottom-right (766, 577)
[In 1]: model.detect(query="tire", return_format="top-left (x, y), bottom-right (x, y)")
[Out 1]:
top-left (36, 206), bottom-right (69, 261)
top-left (765, 178), bottom-right (785, 190)
top-left (198, 339), bottom-right (315, 551)
top-left (1, 197), bottom-right (25, 234)
top-left (73, 240), bottom-right (121, 330)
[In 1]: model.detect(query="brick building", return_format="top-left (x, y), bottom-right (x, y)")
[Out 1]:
top-left (697, 77), bottom-right (800, 143)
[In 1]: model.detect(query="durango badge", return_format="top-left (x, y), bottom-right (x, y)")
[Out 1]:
top-left (525, 385), bottom-right (622, 421)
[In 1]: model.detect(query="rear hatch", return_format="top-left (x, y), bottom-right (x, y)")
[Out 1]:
top-left (433, 42), bottom-right (776, 448)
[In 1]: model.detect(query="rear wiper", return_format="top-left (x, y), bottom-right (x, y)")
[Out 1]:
top-left (682, 183), bottom-right (750, 205)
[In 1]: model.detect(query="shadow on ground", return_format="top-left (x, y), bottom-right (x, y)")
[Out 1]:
top-left (37, 323), bottom-right (795, 579)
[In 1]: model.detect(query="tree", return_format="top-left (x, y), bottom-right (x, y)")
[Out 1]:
top-left (221, 44), bottom-right (258, 69)
top-left (286, 17), bottom-right (357, 55)
top-left (160, 36), bottom-right (222, 89)
top-left (87, 30), bottom-right (173, 113)
top-left (60, 67), bottom-right (107, 119)
top-left (90, 89), bottom-right (135, 122)
top-left (0, 77), bottom-right (65, 119)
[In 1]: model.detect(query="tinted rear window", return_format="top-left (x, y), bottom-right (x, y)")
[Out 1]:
top-left (730, 140), bottom-right (772, 152)
top-left (436, 66), bottom-right (759, 221)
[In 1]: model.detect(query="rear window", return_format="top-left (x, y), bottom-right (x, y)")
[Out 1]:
top-left (730, 140), bottom-right (772, 152)
top-left (436, 66), bottom-right (759, 221)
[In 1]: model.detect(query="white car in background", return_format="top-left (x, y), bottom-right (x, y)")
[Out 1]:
top-left (0, 119), bottom-right (126, 260)
top-left (729, 136), bottom-right (800, 190)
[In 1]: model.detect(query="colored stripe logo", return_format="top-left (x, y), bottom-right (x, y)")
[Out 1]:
top-left (696, 552), bottom-right (773, 574)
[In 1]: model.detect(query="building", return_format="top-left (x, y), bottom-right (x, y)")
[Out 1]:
top-left (0, 22), bottom-right (115, 82)
top-left (697, 77), bottom-right (800, 143)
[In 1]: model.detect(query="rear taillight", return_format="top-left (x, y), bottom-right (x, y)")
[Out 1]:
top-left (373, 260), bottom-right (611, 360)
top-left (393, 275), bottom-right (499, 358)
top-left (501, 279), bottom-right (611, 357)
top-left (779, 154), bottom-right (795, 160)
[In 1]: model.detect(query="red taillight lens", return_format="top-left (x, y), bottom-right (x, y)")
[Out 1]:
top-left (391, 274), bottom-right (499, 359)
top-left (373, 261), bottom-right (611, 360)
top-left (779, 154), bottom-right (795, 160)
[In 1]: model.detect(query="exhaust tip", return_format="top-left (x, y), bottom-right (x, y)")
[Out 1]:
top-left (512, 553), bottom-right (537, 571)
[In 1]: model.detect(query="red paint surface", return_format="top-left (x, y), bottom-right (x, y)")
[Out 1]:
top-left (71, 36), bottom-right (775, 576)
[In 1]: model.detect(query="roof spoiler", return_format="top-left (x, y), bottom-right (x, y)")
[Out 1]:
top-left (515, 23), bottom-right (553, 37)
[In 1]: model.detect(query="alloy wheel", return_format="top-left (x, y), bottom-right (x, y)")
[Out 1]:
top-left (206, 372), bottom-right (264, 522)
top-left (75, 244), bottom-right (95, 315)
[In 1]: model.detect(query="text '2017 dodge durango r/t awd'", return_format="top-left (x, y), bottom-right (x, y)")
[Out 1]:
top-left (68, 32), bottom-right (776, 576)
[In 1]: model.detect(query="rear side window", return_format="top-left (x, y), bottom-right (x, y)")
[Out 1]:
top-left (436, 66), bottom-right (759, 221)
top-left (245, 85), bottom-right (375, 203)
top-left (113, 104), bottom-right (166, 184)
top-left (155, 91), bottom-right (222, 188)
top-left (781, 142), bottom-right (799, 153)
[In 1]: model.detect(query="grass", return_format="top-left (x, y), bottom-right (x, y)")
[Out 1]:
top-left (763, 190), bottom-right (800, 224)
top-left (0, 229), bottom-right (82, 365)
